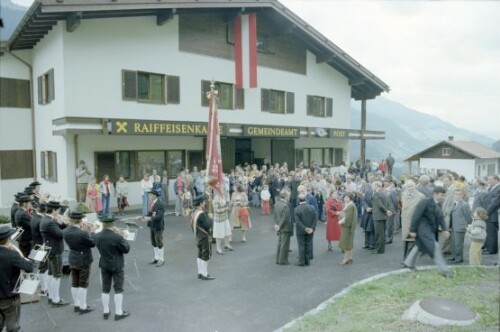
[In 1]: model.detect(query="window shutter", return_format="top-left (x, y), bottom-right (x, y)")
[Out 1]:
top-left (201, 80), bottom-right (211, 106)
top-left (40, 151), bottom-right (46, 179)
top-left (166, 75), bottom-right (180, 104)
top-left (37, 75), bottom-right (43, 104)
top-left (122, 70), bottom-right (137, 100)
top-left (286, 92), bottom-right (294, 114)
top-left (50, 152), bottom-right (58, 182)
top-left (307, 95), bottom-right (313, 115)
top-left (326, 98), bottom-right (333, 117)
top-left (261, 89), bottom-right (270, 112)
top-left (47, 69), bottom-right (55, 102)
top-left (234, 88), bottom-right (244, 109)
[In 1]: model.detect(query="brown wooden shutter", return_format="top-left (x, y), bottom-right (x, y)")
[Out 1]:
top-left (40, 151), bottom-right (46, 179)
top-left (201, 80), bottom-right (211, 106)
top-left (326, 97), bottom-right (333, 117)
top-left (235, 88), bottom-right (244, 109)
top-left (286, 92), bottom-right (294, 114)
top-left (37, 75), bottom-right (43, 104)
top-left (261, 89), bottom-right (270, 112)
top-left (307, 95), bottom-right (313, 115)
top-left (122, 70), bottom-right (137, 100)
top-left (166, 75), bottom-right (180, 104)
top-left (47, 69), bottom-right (55, 102)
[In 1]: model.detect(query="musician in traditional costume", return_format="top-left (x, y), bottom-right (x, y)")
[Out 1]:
top-left (14, 194), bottom-right (33, 257)
top-left (94, 214), bottom-right (131, 320)
top-left (192, 196), bottom-right (215, 280)
top-left (63, 211), bottom-right (96, 314)
top-left (31, 203), bottom-right (49, 295)
top-left (29, 181), bottom-right (43, 209)
top-left (10, 192), bottom-right (24, 228)
top-left (137, 189), bottom-right (165, 267)
top-left (0, 224), bottom-right (34, 332)
top-left (40, 200), bottom-right (69, 307)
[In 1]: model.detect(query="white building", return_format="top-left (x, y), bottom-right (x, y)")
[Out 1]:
top-left (405, 137), bottom-right (500, 180)
top-left (0, 0), bottom-right (388, 210)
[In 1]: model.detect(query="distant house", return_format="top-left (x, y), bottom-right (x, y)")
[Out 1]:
top-left (405, 137), bottom-right (500, 180)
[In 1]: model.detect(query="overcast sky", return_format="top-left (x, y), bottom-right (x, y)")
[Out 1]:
top-left (280, 0), bottom-right (500, 140)
top-left (11, 0), bottom-right (500, 139)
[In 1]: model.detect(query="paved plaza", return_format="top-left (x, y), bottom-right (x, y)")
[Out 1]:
top-left (20, 208), bottom-right (498, 332)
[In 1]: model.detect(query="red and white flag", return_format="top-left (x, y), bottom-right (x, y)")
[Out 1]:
top-left (234, 13), bottom-right (257, 89)
top-left (205, 85), bottom-right (224, 195)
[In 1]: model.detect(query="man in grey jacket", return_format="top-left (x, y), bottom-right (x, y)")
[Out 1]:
top-left (448, 189), bottom-right (472, 263)
top-left (371, 181), bottom-right (393, 254)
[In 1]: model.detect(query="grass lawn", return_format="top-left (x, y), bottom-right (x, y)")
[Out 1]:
top-left (287, 267), bottom-right (499, 332)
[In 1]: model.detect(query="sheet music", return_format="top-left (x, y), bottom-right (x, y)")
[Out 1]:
top-left (19, 279), bottom-right (40, 295)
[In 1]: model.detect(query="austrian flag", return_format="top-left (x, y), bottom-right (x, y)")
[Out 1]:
top-left (234, 13), bottom-right (257, 89)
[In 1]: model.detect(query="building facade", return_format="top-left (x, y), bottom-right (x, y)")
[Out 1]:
top-left (0, 0), bottom-right (388, 209)
top-left (405, 138), bottom-right (500, 180)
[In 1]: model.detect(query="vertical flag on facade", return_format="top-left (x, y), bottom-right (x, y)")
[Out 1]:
top-left (205, 82), bottom-right (224, 195)
top-left (234, 13), bottom-right (257, 89)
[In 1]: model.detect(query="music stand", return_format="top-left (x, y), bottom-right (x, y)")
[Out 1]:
top-left (28, 244), bottom-right (51, 263)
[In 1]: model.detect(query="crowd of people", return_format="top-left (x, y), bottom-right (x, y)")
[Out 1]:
top-left (1, 155), bottom-right (499, 332)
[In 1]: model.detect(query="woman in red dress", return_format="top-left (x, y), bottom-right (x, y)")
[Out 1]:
top-left (325, 191), bottom-right (343, 251)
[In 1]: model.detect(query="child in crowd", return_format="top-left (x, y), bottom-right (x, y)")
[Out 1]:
top-left (181, 188), bottom-right (192, 217)
top-left (466, 207), bottom-right (488, 266)
top-left (260, 185), bottom-right (271, 215)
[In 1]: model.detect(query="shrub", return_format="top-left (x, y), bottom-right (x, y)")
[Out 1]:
top-left (75, 203), bottom-right (90, 214)
top-left (0, 215), bottom-right (10, 224)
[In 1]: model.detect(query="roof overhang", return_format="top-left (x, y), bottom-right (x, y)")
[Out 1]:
top-left (8, 0), bottom-right (389, 100)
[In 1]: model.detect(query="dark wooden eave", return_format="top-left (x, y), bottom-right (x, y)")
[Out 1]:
top-left (8, 0), bottom-right (389, 100)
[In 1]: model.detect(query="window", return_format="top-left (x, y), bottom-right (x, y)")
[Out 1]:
top-left (138, 151), bottom-right (165, 177)
top-left (167, 151), bottom-right (184, 176)
top-left (0, 77), bottom-right (31, 108)
top-left (116, 151), bottom-right (136, 179)
top-left (261, 89), bottom-right (294, 114)
top-left (0, 150), bottom-right (33, 179)
top-left (37, 69), bottom-right (54, 105)
top-left (297, 148), bottom-right (334, 167)
top-left (122, 70), bottom-right (180, 104)
top-left (442, 148), bottom-right (452, 156)
top-left (201, 80), bottom-right (244, 110)
top-left (226, 24), bottom-right (275, 54)
top-left (307, 95), bottom-right (333, 118)
top-left (487, 164), bottom-right (495, 176)
top-left (41, 151), bottom-right (57, 182)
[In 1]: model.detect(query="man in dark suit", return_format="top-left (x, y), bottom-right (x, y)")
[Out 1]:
top-left (274, 189), bottom-right (292, 265)
top-left (484, 175), bottom-right (499, 255)
top-left (14, 194), bottom-right (33, 257)
top-left (288, 173), bottom-right (300, 230)
top-left (10, 192), bottom-right (24, 228)
top-left (403, 187), bottom-right (453, 278)
top-left (361, 176), bottom-right (375, 249)
top-left (371, 181), bottom-right (393, 254)
top-left (94, 214), bottom-right (130, 321)
top-left (447, 189), bottom-right (472, 263)
top-left (0, 224), bottom-right (34, 332)
top-left (138, 189), bottom-right (165, 266)
top-left (63, 211), bottom-right (96, 314)
top-left (192, 196), bottom-right (214, 280)
top-left (294, 193), bottom-right (318, 266)
top-left (40, 200), bottom-right (69, 307)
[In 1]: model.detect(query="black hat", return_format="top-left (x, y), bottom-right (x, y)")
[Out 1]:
top-left (100, 213), bottom-right (117, 223)
top-left (148, 189), bottom-right (161, 197)
top-left (0, 225), bottom-right (16, 240)
top-left (46, 201), bottom-right (62, 210)
top-left (69, 211), bottom-right (84, 220)
top-left (17, 195), bottom-right (33, 203)
top-left (192, 195), bottom-right (205, 207)
top-left (29, 181), bottom-right (41, 187)
top-left (24, 187), bottom-right (34, 195)
top-left (14, 192), bottom-right (26, 199)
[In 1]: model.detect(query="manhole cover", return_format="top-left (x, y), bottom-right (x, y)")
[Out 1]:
top-left (420, 298), bottom-right (476, 321)
top-left (403, 298), bottom-right (477, 326)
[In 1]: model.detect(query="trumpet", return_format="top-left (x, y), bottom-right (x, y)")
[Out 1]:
top-left (78, 220), bottom-right (101, 233)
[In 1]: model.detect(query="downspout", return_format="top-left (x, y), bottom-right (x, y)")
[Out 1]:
top-left (74, 134), bottom-right (79, 199)
top-left (8, 50), bottom-right (37, 179)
